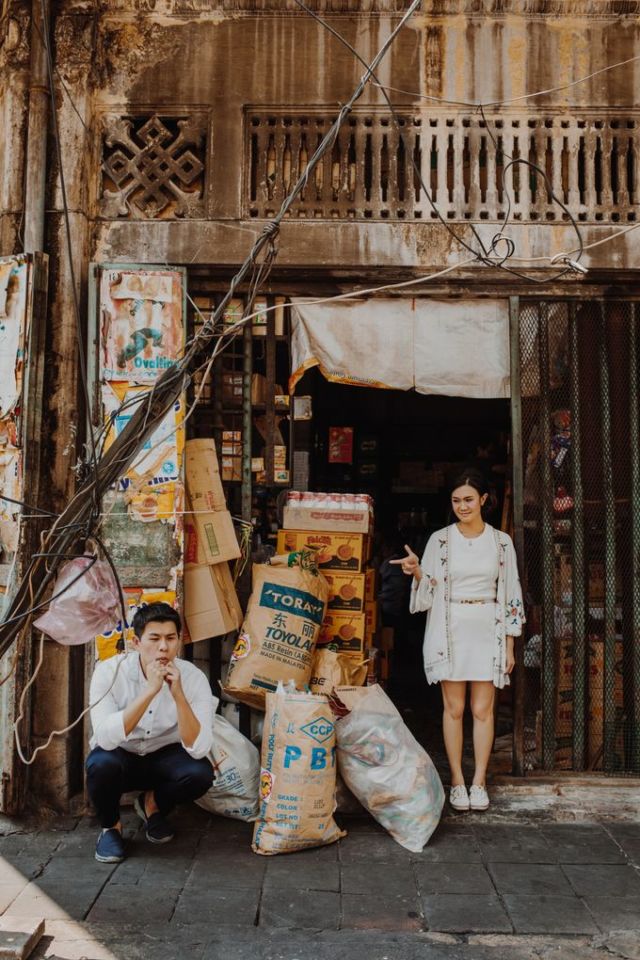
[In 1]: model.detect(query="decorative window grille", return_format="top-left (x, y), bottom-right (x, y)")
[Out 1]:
top-left (100, 114), bottom-right (206, 219)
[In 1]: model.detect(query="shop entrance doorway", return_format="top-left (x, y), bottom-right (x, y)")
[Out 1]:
top-left (295, 367), bottom-right (513, 779)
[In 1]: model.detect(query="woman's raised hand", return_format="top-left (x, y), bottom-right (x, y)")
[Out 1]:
top-left (389, 544), bottom-right (422, 581)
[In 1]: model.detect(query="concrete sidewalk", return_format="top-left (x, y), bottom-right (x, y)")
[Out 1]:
top-left (1, 801), bottom-right (640, 960)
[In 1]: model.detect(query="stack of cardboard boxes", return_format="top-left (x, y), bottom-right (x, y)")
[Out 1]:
top-left (276, 493), bottom-right (377, 670)
top-left (183, 439), bottom-right (244, 642)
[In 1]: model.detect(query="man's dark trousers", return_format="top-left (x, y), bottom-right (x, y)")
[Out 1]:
top-left (86, 743), bottom-right (214, 828)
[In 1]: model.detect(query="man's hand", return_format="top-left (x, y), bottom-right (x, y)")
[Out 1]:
top-left (145, 660), bottom-right (166, 696)
top-left (165, 662), bottom-right (200, 748)
top-left (164, 661), bottom-right (184, 700)
top-left (389, 544), bottom-right (422, 582)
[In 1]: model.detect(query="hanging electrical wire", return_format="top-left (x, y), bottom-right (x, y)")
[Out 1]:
top-left (0, 0), bottom-right (423, 662)
top-left (6, 0), bottom-right (631, 694)
top-left (373, 52), bottom-right (640, 110)
top-left (292, 0), bottom-right (585, 283)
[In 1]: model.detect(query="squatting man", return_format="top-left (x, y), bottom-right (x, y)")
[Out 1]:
top-left (86, 602), bottom-right (215, 863)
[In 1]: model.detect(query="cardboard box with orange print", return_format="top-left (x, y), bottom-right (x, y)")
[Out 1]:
top-left (365, 568), bottom-right (376, 602)
top-left (276, 529), bottom-right (369, 572)
top-left (323, 571), bottom-right (366, 613)
top-left (365, 600), bottom-right (378, 639)
top-left (318, 612), bottom-right (366, 658)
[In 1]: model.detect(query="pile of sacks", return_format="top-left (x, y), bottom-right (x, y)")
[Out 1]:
top-left (198, 551), bottom-right (445, 854)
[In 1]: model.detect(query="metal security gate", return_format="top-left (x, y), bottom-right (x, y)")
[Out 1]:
top-left (511, 298), bottom-right (640, 775)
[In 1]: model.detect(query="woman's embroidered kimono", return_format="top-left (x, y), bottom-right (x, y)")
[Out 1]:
top-left (409, 524), bottom-right (525, 689)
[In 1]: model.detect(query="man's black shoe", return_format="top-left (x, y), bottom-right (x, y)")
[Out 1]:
top-left (95, 828), bottom-right (126, 863)
top-left (134, 792), bottom-right (175, 844)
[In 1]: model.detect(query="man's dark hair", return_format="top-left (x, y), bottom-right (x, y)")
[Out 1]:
top-left (132, 602), bottom-right (181, 639)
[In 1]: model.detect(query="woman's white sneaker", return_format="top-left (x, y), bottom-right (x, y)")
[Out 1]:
top-left (469, 785), bottom-right (490, 811)
top-left (449, 784), bottom-right (470, 811)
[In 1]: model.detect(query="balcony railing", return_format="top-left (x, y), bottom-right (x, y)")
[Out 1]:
top-left (246, 110), bottom-right (639, 224)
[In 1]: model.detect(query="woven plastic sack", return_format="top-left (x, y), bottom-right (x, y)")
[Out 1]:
top-left (224, 554), bottom-right (328, 710)
top-left (252, 684), bottom-right (345, 855)
top-left (309, 647), bottom-right (367, 696)
top-left (333, 684), bottom-right (444, 852)
top-left (33, 556), bottom-right (120, 646)
top-left (196, 714), bottom-right (260, 822)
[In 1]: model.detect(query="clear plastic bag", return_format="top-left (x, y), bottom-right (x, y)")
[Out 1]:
top-left (196, 714), bottom-right (260, 822)
top-left (333, 684), bottom-right (445, 852)
top-left (33, 556), bottom-right (120, 646)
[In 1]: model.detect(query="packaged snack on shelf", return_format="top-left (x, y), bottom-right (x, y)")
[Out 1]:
top-left (282, 491), bottom-right (373, 534)
top-left (221, 457), bottom-right (242, 483)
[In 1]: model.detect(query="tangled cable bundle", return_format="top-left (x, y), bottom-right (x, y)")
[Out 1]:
top-left (0, 0), bottom-right (423, 663)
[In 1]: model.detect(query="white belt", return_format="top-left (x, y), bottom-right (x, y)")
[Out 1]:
top-left (451, 598), bottom-right (495, 605)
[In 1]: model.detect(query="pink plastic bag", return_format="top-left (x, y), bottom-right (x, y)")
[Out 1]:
top-left (33, 556), bottom-right (120, 646)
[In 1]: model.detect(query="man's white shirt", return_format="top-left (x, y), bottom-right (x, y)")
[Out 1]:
top-left (89, 652), bottom-right (216, 760)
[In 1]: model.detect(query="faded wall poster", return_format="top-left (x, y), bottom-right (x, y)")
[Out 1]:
top-left (100, 268), bottom-right (183, 383)
top-left (94, 264), bottom-right (186, 657)
top-left (0, 258), bottom-right (29, 419)
top-left (0, 256), bottom-right (31, 565)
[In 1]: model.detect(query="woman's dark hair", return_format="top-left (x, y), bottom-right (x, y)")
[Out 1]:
top-left (448, 466), bottom-right (490, 499)
top-left (132, 601), bottom-right (181, 639)
top-left (448, 467), bottom-right (491, 521)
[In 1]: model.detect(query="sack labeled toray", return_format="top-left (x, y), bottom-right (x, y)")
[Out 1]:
top-left (224, 553), bottom-right (328, 710)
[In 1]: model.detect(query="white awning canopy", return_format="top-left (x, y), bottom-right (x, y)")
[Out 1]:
top-left (290, 297), bottom-right (510, 399)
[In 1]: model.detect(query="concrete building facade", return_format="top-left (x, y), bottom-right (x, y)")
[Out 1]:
top-left (1, 0), bottom-right (640, 811)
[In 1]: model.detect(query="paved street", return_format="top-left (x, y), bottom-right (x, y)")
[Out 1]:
top-left (1, 803), bottom-right (640, 959)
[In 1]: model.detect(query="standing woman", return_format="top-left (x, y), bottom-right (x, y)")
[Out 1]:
top-left (391, 468), bottom-right (525, 811)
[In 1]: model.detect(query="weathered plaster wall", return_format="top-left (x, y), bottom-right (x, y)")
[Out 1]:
top-left (0, 0), bottom-right (30, 253)
top-left (85, 6), bottom-right (640, 272)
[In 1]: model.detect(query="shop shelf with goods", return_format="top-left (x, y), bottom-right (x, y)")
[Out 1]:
top-left (187, 288), bottom-right (294, 736)
top-left (517, 299), bottom-right (634, 776)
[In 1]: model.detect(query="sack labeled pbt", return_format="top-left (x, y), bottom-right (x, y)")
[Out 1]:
top-left (252, 684), bottom-right (345, 855)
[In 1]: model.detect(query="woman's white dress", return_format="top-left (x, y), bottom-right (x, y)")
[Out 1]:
top-left (448, 524), bottom-right (499, 681)
top-left (409, 523), bottom-right (525, 688)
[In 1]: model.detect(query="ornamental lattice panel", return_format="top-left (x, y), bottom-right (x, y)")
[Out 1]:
top-left (100, 114), bottom-right (207, 219)
top-left (246, 109), bottom-right (640, 223)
